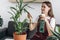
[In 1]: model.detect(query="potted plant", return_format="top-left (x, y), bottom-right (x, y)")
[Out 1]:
top-left (51, 26), bottom-right (60, 40)
top-left (8, 0), bottom-right (35, 40)
top-left (47, 26), bottom-right (60, 40)
top-left (47, 31), bottom-right (60, 40)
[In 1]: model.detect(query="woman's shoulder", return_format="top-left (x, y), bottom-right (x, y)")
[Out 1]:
top-left (50, 17), bottom-right (55, 22)
top-left (51, 17), bottom-right (55, 20)
top-left (47, 16), bottom-right (55, 21)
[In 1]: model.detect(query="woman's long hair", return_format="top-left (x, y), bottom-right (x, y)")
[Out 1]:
top-left (42, 1), bottom-right (54, 17)
top-left (37, 1), bottom-right (54, 27)
top-left (38, 1), bottom-right (54, 22)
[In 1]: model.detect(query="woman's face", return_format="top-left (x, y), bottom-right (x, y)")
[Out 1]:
top-left (41, 3), bottom-right (50, 15)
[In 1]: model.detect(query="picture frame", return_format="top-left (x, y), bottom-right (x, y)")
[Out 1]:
top-left (9, 0), bottom-right (49, 3)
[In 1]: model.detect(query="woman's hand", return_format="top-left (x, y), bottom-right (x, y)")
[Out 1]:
top-left (27, 12), bottom-right (32, 22)
top-left (40, 14), bottom-right (48, 22)
top-left (41, 14), bottom-right (46, 18)
top-left (40, 14), bottom-right (46, 20)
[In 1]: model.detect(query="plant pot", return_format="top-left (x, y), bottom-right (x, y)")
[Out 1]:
top-left (13, 32), bottom-right (27, 40)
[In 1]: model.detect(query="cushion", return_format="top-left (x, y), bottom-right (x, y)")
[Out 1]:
top-left (26, 28), bottom-right (37, 39)
top-left (7, 21), bottom-right (15, 37)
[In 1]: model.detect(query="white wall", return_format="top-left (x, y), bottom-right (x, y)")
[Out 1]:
top-left (50, 0), bottom-right (60, 24)
top-left (0, 0), bottom-right (60, 28)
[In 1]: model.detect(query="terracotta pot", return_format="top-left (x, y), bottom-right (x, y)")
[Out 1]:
top-left (13, 32), bottom-right (27, 40)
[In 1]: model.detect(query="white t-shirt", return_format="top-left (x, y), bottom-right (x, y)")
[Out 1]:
top-left (31, 16), bottom-right (56, 29)
top-left (50, 17), bottom-right (55, 29)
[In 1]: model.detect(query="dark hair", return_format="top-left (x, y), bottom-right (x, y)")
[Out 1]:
top-left (42, 1), bottom-right (54, 17)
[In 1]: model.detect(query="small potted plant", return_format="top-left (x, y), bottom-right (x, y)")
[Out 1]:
top-left (8, 0), bottom-right (35, 40)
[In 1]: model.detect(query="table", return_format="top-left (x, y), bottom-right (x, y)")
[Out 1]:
top-left (5, 38), bottom-right (13, 40)
top-left (5, 38), bottom-right (30, 40)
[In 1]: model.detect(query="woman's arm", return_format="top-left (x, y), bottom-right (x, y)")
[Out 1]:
top-left (45, 18), bottom-right (55, 32)
top-left (29, 23), bottom-right (37, 31)
top-left (27, 13), bottom-right (37, 31)
top-left (40, 14), bottom-right (55, 31)
top-left (29, 19), bottom-right (37, 31)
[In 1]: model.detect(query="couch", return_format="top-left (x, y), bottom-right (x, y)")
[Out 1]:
top-left (0, 21), bottom-right (35, 40)
top-left (0, 21), bottom-right (60, 40)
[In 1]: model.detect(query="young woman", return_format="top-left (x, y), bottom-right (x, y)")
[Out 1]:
top-left (27, 1), bottom-right (55, 40)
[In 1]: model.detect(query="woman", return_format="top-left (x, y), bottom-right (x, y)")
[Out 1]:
top-left (27, 1), bottom-right (55, 40)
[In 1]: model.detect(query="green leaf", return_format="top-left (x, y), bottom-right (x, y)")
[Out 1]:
top-left (22, 4), bottom-right (28, 8)
top-left (8, 11), bottom-right (14, 16)
top-left (14, 12), bottom-right (20, 21)
top-left (23, 19), bottom-right (27, 23)
top-left (10, 7), bottom-right (18, 12)
top-left (10, 8), bottom-right (16, 15)
top-left (51, 30), bottom-right (60, 39)
top-left (16, 0), bottom-right (19, 5)
top-left (24, 8), bottom-right (29, 13)
top-left (47, 36), bottom-right (58, 40)
top-left (20, 4), bottom-right (28, 11)
top-left (19, 0), bottom-right (23, 10)
top-left (55, 31), bottom-right (60, 35)
top-left (26, 0), bottom-right (36, 3)
top-left (27, 5), bottom-right (34, 9)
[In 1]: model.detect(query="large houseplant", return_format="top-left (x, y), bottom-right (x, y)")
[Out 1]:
top-left (47, 26), bottom-right (60, 40)
top-left (8, 0), bottom-right (35, 40)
